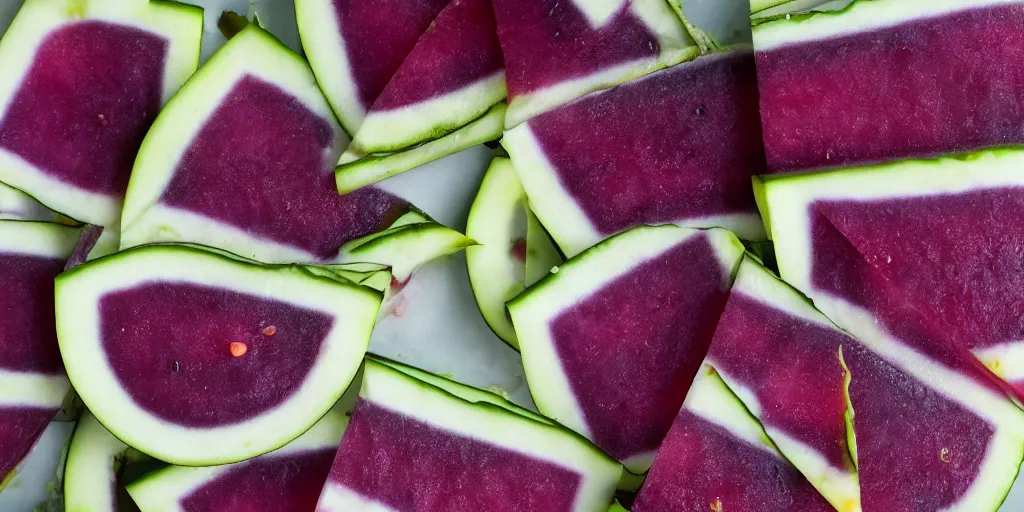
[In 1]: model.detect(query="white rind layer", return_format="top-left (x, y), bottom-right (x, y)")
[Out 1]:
top-left (294, 0), bottom-right (366, 134)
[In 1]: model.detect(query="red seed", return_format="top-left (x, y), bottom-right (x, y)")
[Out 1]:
top-left (229, 342), bottom-right (248, 357)
top-left (262, 325), bottom-right (277, 336)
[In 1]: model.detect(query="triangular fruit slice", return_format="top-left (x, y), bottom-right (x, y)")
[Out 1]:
top-left (54, 244), bottom-right (382, 465)
top-left (0, 220), bottom-right (80, 486)
top-left (0, 0), bottom-right (202, 229)
top-left (707, 257), bottom-right (859, 511)
top-left (294, 0), bottom-right (452, 134)
top-left (120, 24), bottom-right (409, 263)
top-left (127, 404), bottom-right (348, 511)
top-left (753, 0), bottom-right (1024, 173)
top-left (334, 0), bottom-right (506, 193)
top-left (316, 358), bottom-right (621, 512)
top-left (491, 0), bottom-right (698, 126)
top-left (63, 410), bottom-right (146, 511)
top-left (632, 365), bottom-right (833, 512)
top-left (0, 181), bottom-right (56, 222)
top-left (503, 50), bottom-right (766, 258)
top-left (509, 225), bottom-right (744, 472)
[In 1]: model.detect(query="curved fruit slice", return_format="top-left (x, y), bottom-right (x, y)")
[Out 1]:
top-left (127, 404), bottom-right (348, 512)
top-left (491, 0), bottom-right (699, 127)
top-left (753, 0), bottom-right (1024, 173)
top-left (120, 24), bottom-right (408, 264)
top-left (503, 50), bottom-right (766, 258)
top-left (63, 410), bottom-right (145, 512)
top-left (316, 358), bottom-right (621, 512)
top-left (0, 0), bottom-right (202, 228)
top-left (0, 181), bottom-right (55, 222)
top-left (466, 157), bottom-right (562, 348)
top-left (337, 217), bottom-right (475, 283)
top-left (509, 225), bottom-right (744, 472)
top-left (707, 257), bottom-right (860, 511)
top-left (54, 244), bottom-right (381, 465)
top-left (294, 0), bottom-right (451, 134)
top-left (632, 365), bottom-right (833, 512)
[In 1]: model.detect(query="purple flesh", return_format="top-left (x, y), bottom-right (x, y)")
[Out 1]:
top-left (756, 4), bottom-right (1024, 173)
top-left (0, 254), bottom-right (65, 375)
top-left (333, 0), bottom-right (451, 110)
top-left (0, 21), bottom-right (166, 194)
top-left (709, 293), bottom-right (851, 469)
top-left (180, 448), bottom-right (336, 511)
top-left (0, 408), bottom-right (58, 480)
top-left (843, 342), bottom-right (994, 510)
top-left (632, 409), bottom-right (832, 512)
top-left (99, 282), bottom-right (334, 427)
top-left (327, 399), bottom-right (582, 511)
top-left (159, 75), bottom-right (406, 260)
top-left (529, 52), bottom-right (763, 236)
top-left (491, 0), bottom-right (657, 99)
top-left (549, 234), bottom-right (731, 461)
top-left (369, 0), bottom-right (503, 112)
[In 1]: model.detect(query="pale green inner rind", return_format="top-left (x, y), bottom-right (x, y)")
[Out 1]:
top-left (338, 221), bottom-right (475, 283)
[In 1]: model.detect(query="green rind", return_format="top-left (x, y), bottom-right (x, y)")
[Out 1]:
top-left (338, 221), bottom-right (476, 282)
top-left (523, 206), bottom-right (562, 287)
top-left (63, 411), bottom-right (135, 512)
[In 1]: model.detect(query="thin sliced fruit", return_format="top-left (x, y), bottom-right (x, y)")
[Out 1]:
top-left (120, 24), bottom-right (408, 263)
top-left (55, 244), bottom-right (381, 465)
top-left (509, 225), bottom-right (744, 472)
top-left (631, 365), bottom-right (833, 512)
top-left (316, 358), bottom-right (621, 512)
top-left (337, 219), bottom-right (475, 283)
top-left (503, 50), bottom-right (766, 258)
top-left (63, 410), bottom-right (146, 512)
top-left (0, 0), bottom-right (202, 228)
top-left (0, 181), bottom-right (55, 222)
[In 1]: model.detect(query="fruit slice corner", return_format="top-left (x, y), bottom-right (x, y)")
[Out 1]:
top-left (466, 156), bottom-right (562, 348)
top-left (119, 23), bottom-right (409, 264)
top-left (54, 244), bottom-right (382, 465)
top-left (0, 180), bottom-right (55, 222)
top-left (490, 0), bottom-right (699, 127)
top-left (316, 358), bottom-right (622, 512)
top-left (63, 410), bottom-right (147, 512)
top-left (631, 365), bottom-right (833, 512)
top-left (0, 0), bottom-right (203, 229)
top-left (508, 225), bottom-right (744, 473)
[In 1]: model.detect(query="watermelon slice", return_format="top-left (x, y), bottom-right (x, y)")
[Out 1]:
top-left (508, 225), bottom-right (744, 472)
top-left (119, 24), bottom-right (408, 264)
top-left (334, 0), bottom-right (507, 193)
top-left (0, 0), bottom-right (202, 229)
top-left (707, 257), bottom-right (859, 510)
top-left (632, 365), bottom-right (833, 512)
top-left (316, 358), bottom-right (622, 512)
top-left (54, 244), bottom-right (381, 465)
top-left (126, 404), bottom-right (349, 511)
top-left (466, 157), bottom-right (562, 348)
top-left (0, 181), bottom-right (55, 222)
top-left (490, 0), bottom-right (700, 127)
top-left (63, 410), bottom-right (147, 512)
top-left (503, 50), bottom-right (767, 258)
top-left (0, 220), bottom-right (80, 486)
top-left (752, 0), bottom-right (1024, 173)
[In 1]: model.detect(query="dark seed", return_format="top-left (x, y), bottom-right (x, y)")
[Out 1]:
top-left (171, 361), bottom-right (179, 373)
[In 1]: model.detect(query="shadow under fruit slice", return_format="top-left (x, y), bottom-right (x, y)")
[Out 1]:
top-left (119, 24), bottom-right (408, 264)
top-left (508, 225), bottom-right (744, 473)
top-left (0, 181), bottom-right (55, 222)
top-left (0, 0), bottom-right (202, 229)
top-left (316, 358), bottom-right (621, 512)
top-left (54, 244), bottom-right (382, 466)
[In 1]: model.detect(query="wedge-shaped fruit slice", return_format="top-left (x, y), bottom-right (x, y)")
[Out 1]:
top-left (632, 365), bottom-right (833, 512)
top-left (708, 257), bottom-right (859, 511)
top-left (63, 410), bottom-right (146, 511)
top-left (127, 404), bottom-right (348, 511)
top-left (294, 0), bottom-right (452, 134)
top-left (509, 225), bottom-right (744, 472)
top-left (316, 358), bottom-right (622, 512)
top-left (466, 157), bottom-right (562, 348)
top-left (335, 0), bottom-right (506, 192)
top-left (0, 220), bottom-right (80, 485)
top-left (491, 0), bottom-right (699, 127)
top-left (120, 24), bottom-right (408, 263)
top-left (504, 50), bottom-right (766, 258)
top-left (753, 0), bottom-right (1024, 173)
top-left (0, 0), bottom-right (202, 228)
top-left (0, 181), bottom-right (55, 222)
top-left (55, 244), bottom-right (381, 465)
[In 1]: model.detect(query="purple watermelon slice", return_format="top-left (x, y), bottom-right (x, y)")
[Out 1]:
top-left (752, 0), bottom-right (1024, 173)
top-left (119, 24), bottom-right (409, 264)
top-left (632, 365), bottom-right (833, 512)
top-left (490, 0), bottom-right (700, 127)
top-left (316, 357), bottom-right (622, 512)
top-left (503, 49), bottom-right (767, 258)
top-left (0, 0), bottom-right (202, 230)
top-left (708, 257), bottom-right (859, 511)
top-left (54, 244), bottom-right (381, 465)
top-left (508, 225), bottom-right (744, 472)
